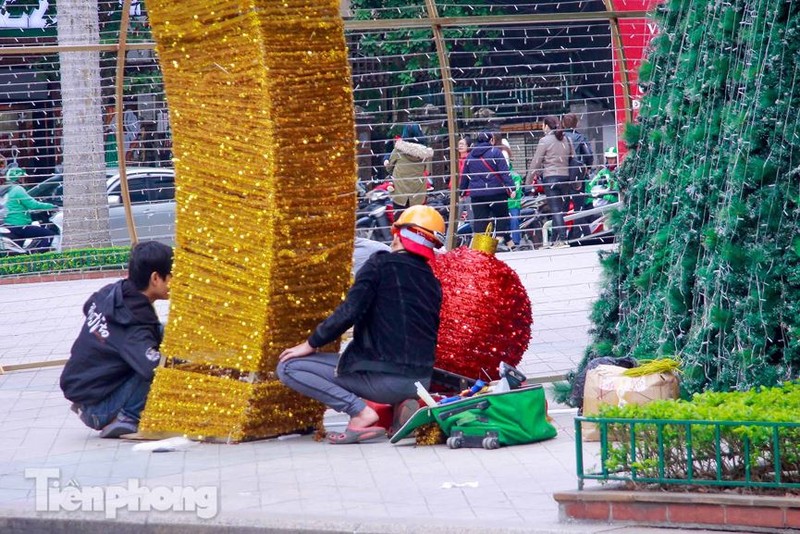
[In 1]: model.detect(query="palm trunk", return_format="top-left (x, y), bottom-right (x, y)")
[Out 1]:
top-left (57, 0), bottom-right (111, 249)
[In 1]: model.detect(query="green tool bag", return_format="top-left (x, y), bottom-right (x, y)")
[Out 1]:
top-left (390, 384), bottom-right (557, 449)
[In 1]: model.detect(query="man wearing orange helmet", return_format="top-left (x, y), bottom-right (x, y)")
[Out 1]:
top-left (277, 205), bottom-right (445, 444)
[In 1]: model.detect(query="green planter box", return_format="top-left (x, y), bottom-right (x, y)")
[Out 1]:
top-left (575, 416), bottom-right (800, 491)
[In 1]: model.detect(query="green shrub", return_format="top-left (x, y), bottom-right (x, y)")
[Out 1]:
top-left (596, 382), bottom-right (800, 486)
top-left (0, 247), bottom-right (130, 277)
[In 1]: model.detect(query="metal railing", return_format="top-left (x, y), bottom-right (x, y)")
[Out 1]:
top-left (575, 416), bottom-right (800, 491)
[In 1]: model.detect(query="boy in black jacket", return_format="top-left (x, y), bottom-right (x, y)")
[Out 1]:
top-left (277, 205), bottom-right (445, 444)
top-left (61, 241), bottom-right (172, 438)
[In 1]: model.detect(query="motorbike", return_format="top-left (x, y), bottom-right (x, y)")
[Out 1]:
top-left (0, 226), bottom-right (27, 256)
top-left (0, 209), bottom-right (61, 257)
top-left (517, 191), bottom-right (550, 249)
top-left (572, 184), bottom-right (618, 244)
top-left (425, 189), bottom-right (450, 231)
top-left (355, 184), bottom-right (393, 243)
top-left (454, 204), bottom-right (473, 248)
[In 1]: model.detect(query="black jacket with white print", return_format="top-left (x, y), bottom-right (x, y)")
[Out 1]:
top-left (60, 279), bottom-right (163, 404)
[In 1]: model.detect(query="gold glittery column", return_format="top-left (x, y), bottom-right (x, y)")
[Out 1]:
top-left (138, 0), bottom-right (356, 441)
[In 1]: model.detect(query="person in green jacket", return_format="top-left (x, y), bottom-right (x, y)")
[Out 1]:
top-left (2, 167), bottom-right (57, 252)
top-left (586, 147), bottom-right (619, 207)
top-left (500, 139), bottom-right (524, 248)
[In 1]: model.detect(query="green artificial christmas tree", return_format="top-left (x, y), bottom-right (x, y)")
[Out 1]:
top-left (576, 0), bottom-right (800, 397)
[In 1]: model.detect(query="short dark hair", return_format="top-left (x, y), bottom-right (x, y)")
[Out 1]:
top-left (476, 131), bottom-right (494, 144)
top-left (402, 123), bottom-right (424, 142)
top-left (561, 113), bottom-right (578, 129)
top-left (128, 241), bottom-right (173, 290)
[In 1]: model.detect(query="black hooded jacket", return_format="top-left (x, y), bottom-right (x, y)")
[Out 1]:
top-left (60, 279), bottom-right (163, 405)
top-left (308, 250), bottom-right (442, 379)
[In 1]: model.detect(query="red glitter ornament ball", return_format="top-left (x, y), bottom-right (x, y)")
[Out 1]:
top-left (431, 247), bottom-right (532, 380)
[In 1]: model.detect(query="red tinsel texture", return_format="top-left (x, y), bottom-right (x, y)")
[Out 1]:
top-left (431, 247), bottom-right (532, 380)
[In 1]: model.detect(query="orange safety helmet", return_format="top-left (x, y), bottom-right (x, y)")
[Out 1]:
top-left (392, 205), bottom-right (446, 260)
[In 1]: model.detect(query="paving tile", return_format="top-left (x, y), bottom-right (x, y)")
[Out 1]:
top-left (221, 492), bottom-right (262, 513)
top-left (0, 488), bottom-right (31, 504)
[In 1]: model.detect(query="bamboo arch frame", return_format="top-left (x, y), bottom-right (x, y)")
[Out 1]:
top-left (0, 6), bottom-right (648, 373)
top-left (115, 0), bottom-right (137, 245)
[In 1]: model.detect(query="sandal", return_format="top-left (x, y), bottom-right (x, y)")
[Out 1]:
top-left (327, 425), bottom-right (387, 444)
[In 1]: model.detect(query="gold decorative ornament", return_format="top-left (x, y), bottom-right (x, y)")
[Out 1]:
top-left (469, 223), bottom-right (499, 255)
top-left (138, 0), bottom-right (356, 441)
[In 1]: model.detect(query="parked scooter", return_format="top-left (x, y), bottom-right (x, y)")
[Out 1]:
top-left (517, 191), bottom-right (549, 249)
top-left (425, 189), bottom-right (450, 233)
top-left (355, 183), bottom-right (393, 243)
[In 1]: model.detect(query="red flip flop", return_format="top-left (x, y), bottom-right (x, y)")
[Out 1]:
top-left (327, 425), bottom-right (387, 444)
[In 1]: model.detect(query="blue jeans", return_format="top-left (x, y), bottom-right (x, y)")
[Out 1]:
top-left (77, 373), bottom-right (151, 430)
top-left (509, 207), bottom-right (521, 245)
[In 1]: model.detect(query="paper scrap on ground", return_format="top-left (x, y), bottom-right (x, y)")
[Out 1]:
top-left (441, 481), bottom-right (479, 489)
top-left (132, 437), bottom-right (195, 452)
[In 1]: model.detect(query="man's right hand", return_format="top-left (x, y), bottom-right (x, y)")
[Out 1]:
top-left (278, 340), bottom-right (316, 363)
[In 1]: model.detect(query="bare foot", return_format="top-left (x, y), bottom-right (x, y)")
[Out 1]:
top-left (348, 404), bottom-right (380, 428)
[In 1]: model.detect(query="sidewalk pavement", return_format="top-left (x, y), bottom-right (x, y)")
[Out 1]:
top-left (0, 245), bottom-right (726, 532)
top-left (1, 245), bottom-right (609, 376)
top-left (0, 366), bottom-right (731, 533)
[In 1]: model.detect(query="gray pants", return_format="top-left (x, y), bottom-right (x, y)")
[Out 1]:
top-left (276, 353), bottom-right (425, 417)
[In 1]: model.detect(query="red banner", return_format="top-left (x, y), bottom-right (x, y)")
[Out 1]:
top-left (610, 0), bottom-right (660, 158)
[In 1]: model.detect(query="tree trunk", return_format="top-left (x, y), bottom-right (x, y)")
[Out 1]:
top-left (57, 0), bottom-right (111, 249)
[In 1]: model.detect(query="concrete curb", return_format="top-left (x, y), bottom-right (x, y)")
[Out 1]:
top-left (0, 508), bottom-right (583, 534)
top-left (0, 269), bottom-right (125, 286)
top-left (554, 488), bottom-right (800, 533)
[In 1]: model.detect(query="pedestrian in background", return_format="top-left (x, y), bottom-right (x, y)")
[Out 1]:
top-left (499, 139), bottom-right (524, 249)
top-left (384, 123), bottom-right (434, 222)
top-left (455, 136), bottom-right (473, 239)
top-left (460, 131), bottom-right (515, 250)
top-left (561, 113), bottom-right (594, 215)
top-left (527, 116), bottom-right (572, 247)
top-left (456, 137), bottom-right (471, 186)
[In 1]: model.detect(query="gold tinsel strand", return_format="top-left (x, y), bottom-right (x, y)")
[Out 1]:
top-left (139, 0), bottom-right (356, 441)
top-left (415, 423), bottom-right (446, 446)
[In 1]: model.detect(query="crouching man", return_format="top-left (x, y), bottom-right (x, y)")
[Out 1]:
top-left (60, 241), bottom-right (173, 438)
top-left (277, 206), bottom-right (445, 444)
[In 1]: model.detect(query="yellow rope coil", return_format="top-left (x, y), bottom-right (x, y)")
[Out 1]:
top-left (622, 357), bottom-right (683, 377)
